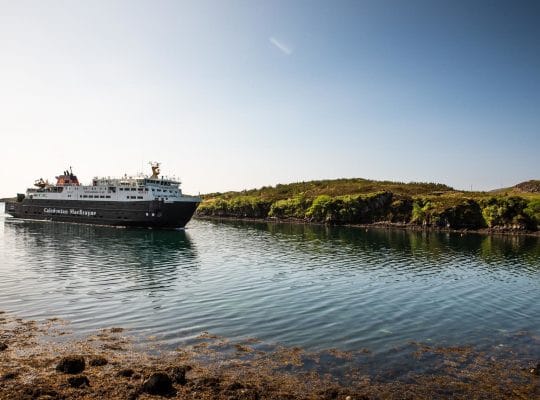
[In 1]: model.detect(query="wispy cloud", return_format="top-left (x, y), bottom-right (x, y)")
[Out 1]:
top-left (269, 37), bottom-right (293, 55)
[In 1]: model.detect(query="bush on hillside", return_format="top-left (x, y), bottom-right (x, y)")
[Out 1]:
top-left (439, 200), bottom-right (486, 229)
top-left (480, 197), bottom-right (533, 229)
top-left (268, 196), bottom-right (312, 219)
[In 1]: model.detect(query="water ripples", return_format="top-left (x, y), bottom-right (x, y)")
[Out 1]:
top-left (1, 209), bottom-right (540, 354)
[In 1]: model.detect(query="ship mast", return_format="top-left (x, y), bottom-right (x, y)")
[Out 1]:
top-left (149, 162), bottom-right (161, 179)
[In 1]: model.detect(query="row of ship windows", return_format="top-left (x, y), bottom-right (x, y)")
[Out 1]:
top-left (118, 187), bottom-right (177, 193)
top-left (67, 187), bottom-right (177, 194)
top-left (119, 188), bottom-right (147, 192)
top-left (67, 187), bottom-right (176, 193)
top-left (76, 195), bottom-right (145, 199)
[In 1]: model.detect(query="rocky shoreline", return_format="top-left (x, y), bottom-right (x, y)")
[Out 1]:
top-left (195, 215), bottom-right (540, 237)
top-left (1, 311), bottom-right (539, 399)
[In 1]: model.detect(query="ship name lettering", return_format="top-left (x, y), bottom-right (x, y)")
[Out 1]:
top-left (69, 209), bottom-right (97, 216)
top-left (43, 208), bottom-right (96, 216)
top-left (43, 208), bottom-right (68, 215)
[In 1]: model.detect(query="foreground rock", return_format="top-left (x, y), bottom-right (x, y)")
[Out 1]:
top-left (67, 375), bottom-right (90, 388)
top-left (21, 386), bottom-right (60, 400)
top-left (89, 356), bottom-right (108, 366)
top-left (56, 355), bottom-right (85, 374)
top-left (168, 365), bottom-right (191, 385)
top-left (0, 371), bottom-right (18, 381)
top-left (117, 368), bottom-right (135, 377)
top-left (141, 372), bottom-right (175, 396)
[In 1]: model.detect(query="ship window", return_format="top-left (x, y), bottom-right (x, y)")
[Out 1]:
top-left (83, 195), bottom-right (88, 198)
top-left (131, 188), bottom-right (136, 191)
top-left (100, 195), bottom-right (104, 198)
top-left (106, 195), bottom-right (111, 198)
top-left (137, 196), bottom-right (143, 199)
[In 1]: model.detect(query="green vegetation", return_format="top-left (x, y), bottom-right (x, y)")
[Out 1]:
top-left (197, 178), bottom-right (540, 231)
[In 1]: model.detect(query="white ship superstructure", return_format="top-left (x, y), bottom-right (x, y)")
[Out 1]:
top-left (28, 175), bottom-right (197, 203)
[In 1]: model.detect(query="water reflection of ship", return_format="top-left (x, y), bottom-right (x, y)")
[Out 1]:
top-left (4, 218), bottom-right (200, 293)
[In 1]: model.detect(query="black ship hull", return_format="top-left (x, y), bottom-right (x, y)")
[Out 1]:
top-left (4, 198), bottom-right (199, 229)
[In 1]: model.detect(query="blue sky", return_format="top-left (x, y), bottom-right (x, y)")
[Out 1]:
top-left (0, 0), bottom-right (538, 196)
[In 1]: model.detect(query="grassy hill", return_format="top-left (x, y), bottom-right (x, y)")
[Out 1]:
top-left (203, 178), bottom-right (454, 201)
top-left (491, 180), bottom-right (540, 196)
top-left (197, 178), bottom-right (540, 232)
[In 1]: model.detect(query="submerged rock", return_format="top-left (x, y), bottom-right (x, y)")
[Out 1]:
top-left (22, 386), bottom-right (60, 399)
top-left (117, 368), bottom-right (135, 378)
top-left (56, 356), bottom-right (85, 374)
top-left (190, 376), bottom-right (221, 391)
top-left (67, 375), bottom-right (90, 388)
top-left (141, 372), bottom-right (175, 396)
top-left (89, 356), bottom-right (108, 367)
top-left (226, 381), bottom-right (245, 391)
top-left (0, 371), bottom-right (18, 381)
top-left (127, 390), bottom-right (140, 400)
top-left (168, 365), bottom-right (191, 385)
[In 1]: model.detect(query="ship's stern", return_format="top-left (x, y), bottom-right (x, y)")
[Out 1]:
top-left (4, 193), bottom-right (26, 217)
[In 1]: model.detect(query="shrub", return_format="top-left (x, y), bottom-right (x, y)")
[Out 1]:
top-left (306, 195), bottom-right (334, 222)
top-left (411, 199), bottom-right (433, 225)
top-left (439, 200), bottom-right (485, 229)
top-left (524, 199), bottom-right (540, 230)
top-left (268, 196), bottom-right (311, 219)
top-left (480, 197), bottom-right (532, 229)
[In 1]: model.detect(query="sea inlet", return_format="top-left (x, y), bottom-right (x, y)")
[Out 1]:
top-left (1, 204), bottom-right (539, 393)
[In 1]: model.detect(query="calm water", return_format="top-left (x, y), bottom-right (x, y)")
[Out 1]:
top-left (1, 204), bottom-right (539, 358)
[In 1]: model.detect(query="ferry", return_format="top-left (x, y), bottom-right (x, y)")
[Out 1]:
top-left (4, 163), bottom-right (201, 229)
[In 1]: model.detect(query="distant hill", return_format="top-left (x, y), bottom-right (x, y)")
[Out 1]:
top-left (203, 178), bottom-right (455, 202)
top-left (491, 180), bottom-right (540, 194)
top-left (513, 180), bottom-right (540, 193)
